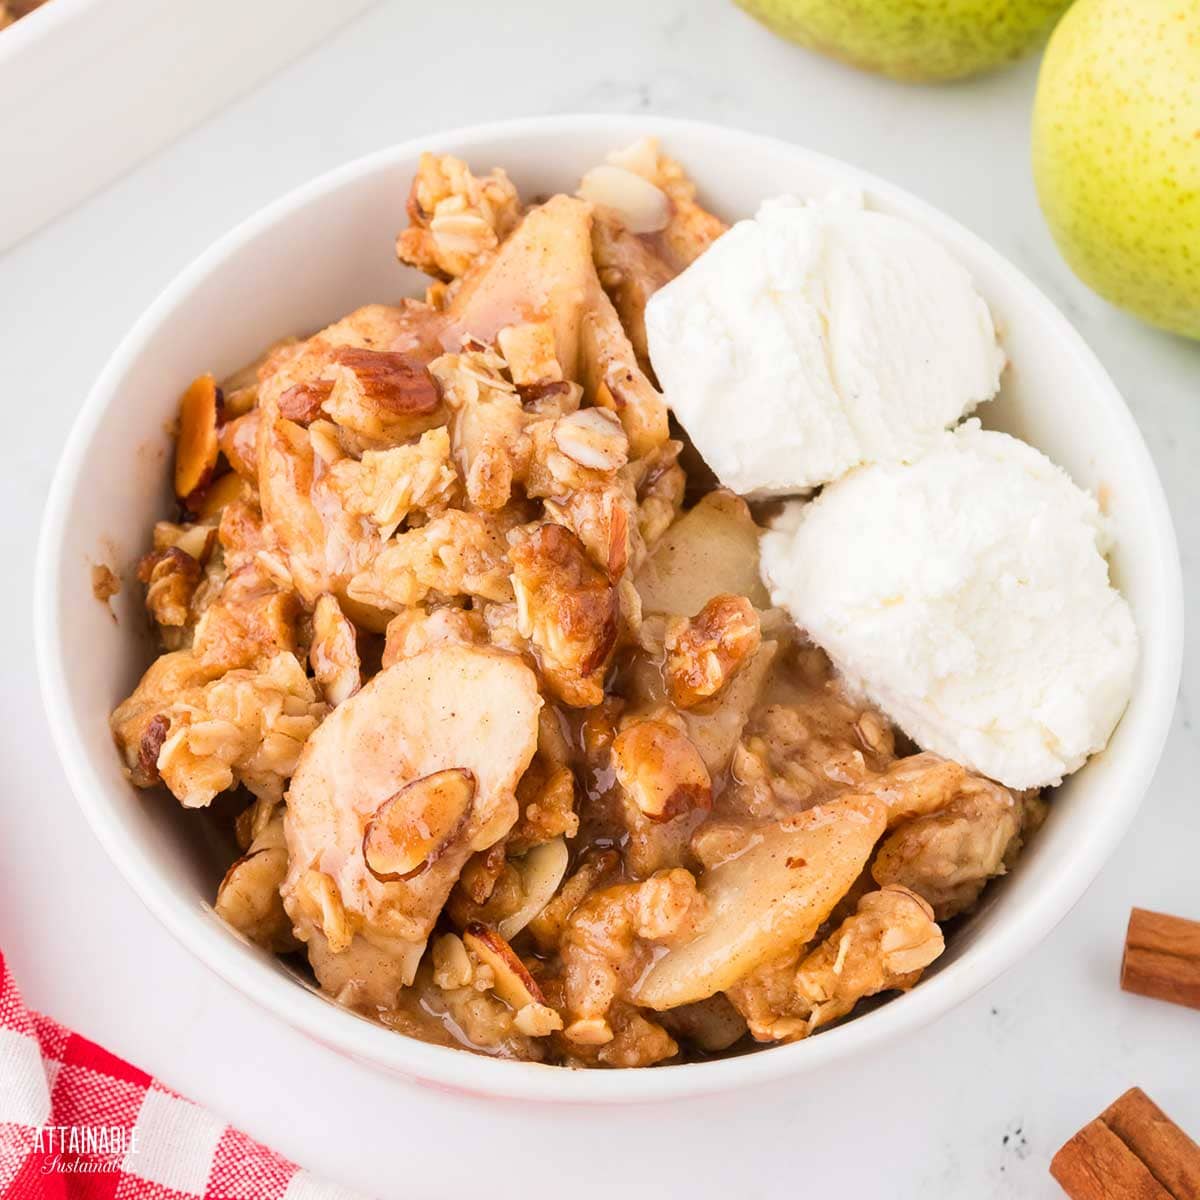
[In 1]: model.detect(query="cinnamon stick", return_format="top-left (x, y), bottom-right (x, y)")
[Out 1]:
top-left (1051, 1120), bottom-right (1171, 1199)
top-left (1051, 1088), bottom-right (1200, 1200)
top-left (1121, 907), bottom-right (1200, 1011)
top-left (1102, 1088), bottom-right (1200, 1200)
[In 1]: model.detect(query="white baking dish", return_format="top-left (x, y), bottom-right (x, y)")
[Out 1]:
top-left (0, 0), bottom-right (374, 250)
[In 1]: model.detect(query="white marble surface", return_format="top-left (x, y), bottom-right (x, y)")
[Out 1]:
top-left (2, 1), bottom-right (1197, 1196)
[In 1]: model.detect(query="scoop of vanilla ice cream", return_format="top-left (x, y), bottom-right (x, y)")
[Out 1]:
top-left (645, 193), bottom-right (1005, 497)
top-left (759, 424), bottom-right (1137, 789)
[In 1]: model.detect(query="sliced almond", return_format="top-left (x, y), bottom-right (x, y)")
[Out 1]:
top-left (604, 136), bottom-right (659, 179)
top-left (190, 471), bottom-right (248, 521)
top-left (498, 837), bottom-right (570, 941)
top-left (310, 593), bottom-right (361, 707)
top-left (431, 931), bottom-right (474, 990)
top-left (463, 923), bottom-right (546, 1010)
top-left (298, 869), bottom-right (353, 953)
top-left (564, 1016), bottom-right (613, 1046)
top-left (174, 373), bottom-right (221, 499)
top-left (513, 1002), bottom-right (564, 1037)
top-left (235, 795), bottom-right (279, 852)
top-left (552, 407), bottom-right (629, 473)
top-left (612, 719), bottom-right (712, 822)
top-left (362, 768), bottom-right (475, 882)
top-left (152, 520), bottom-right (218, 562)
top-left (578, 165), bottom-right (671, 235)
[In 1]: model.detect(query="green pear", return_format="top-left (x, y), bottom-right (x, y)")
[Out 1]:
top-left (735, 0), bottom-right (1071, 82)
top-left (1033, 0), bottom-right (1200, 340)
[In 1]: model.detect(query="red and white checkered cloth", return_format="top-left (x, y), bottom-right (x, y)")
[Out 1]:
top-left (0, 950), bottom-right (370, 1200)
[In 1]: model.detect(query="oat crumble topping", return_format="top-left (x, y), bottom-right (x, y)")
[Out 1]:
top-left (109, 140), bottom-right (1044, 1067)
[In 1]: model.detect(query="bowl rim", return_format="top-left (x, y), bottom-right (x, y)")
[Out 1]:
top-left (35, 113), bottom-right (1184, 1103)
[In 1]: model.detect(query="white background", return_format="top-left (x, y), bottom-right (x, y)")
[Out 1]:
top-left (2, 2), bottom-right (1198, 1197)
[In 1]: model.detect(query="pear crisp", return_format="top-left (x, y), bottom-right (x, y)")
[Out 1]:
top-left (111, 139), bottom-right (1045, 1067)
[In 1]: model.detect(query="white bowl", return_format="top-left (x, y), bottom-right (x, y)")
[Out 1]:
top-left (36, 115), bottom-right (1183, 1103)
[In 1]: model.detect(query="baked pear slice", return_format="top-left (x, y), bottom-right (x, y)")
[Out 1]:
top-left (634, 794), bottom-right (887, 1010)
